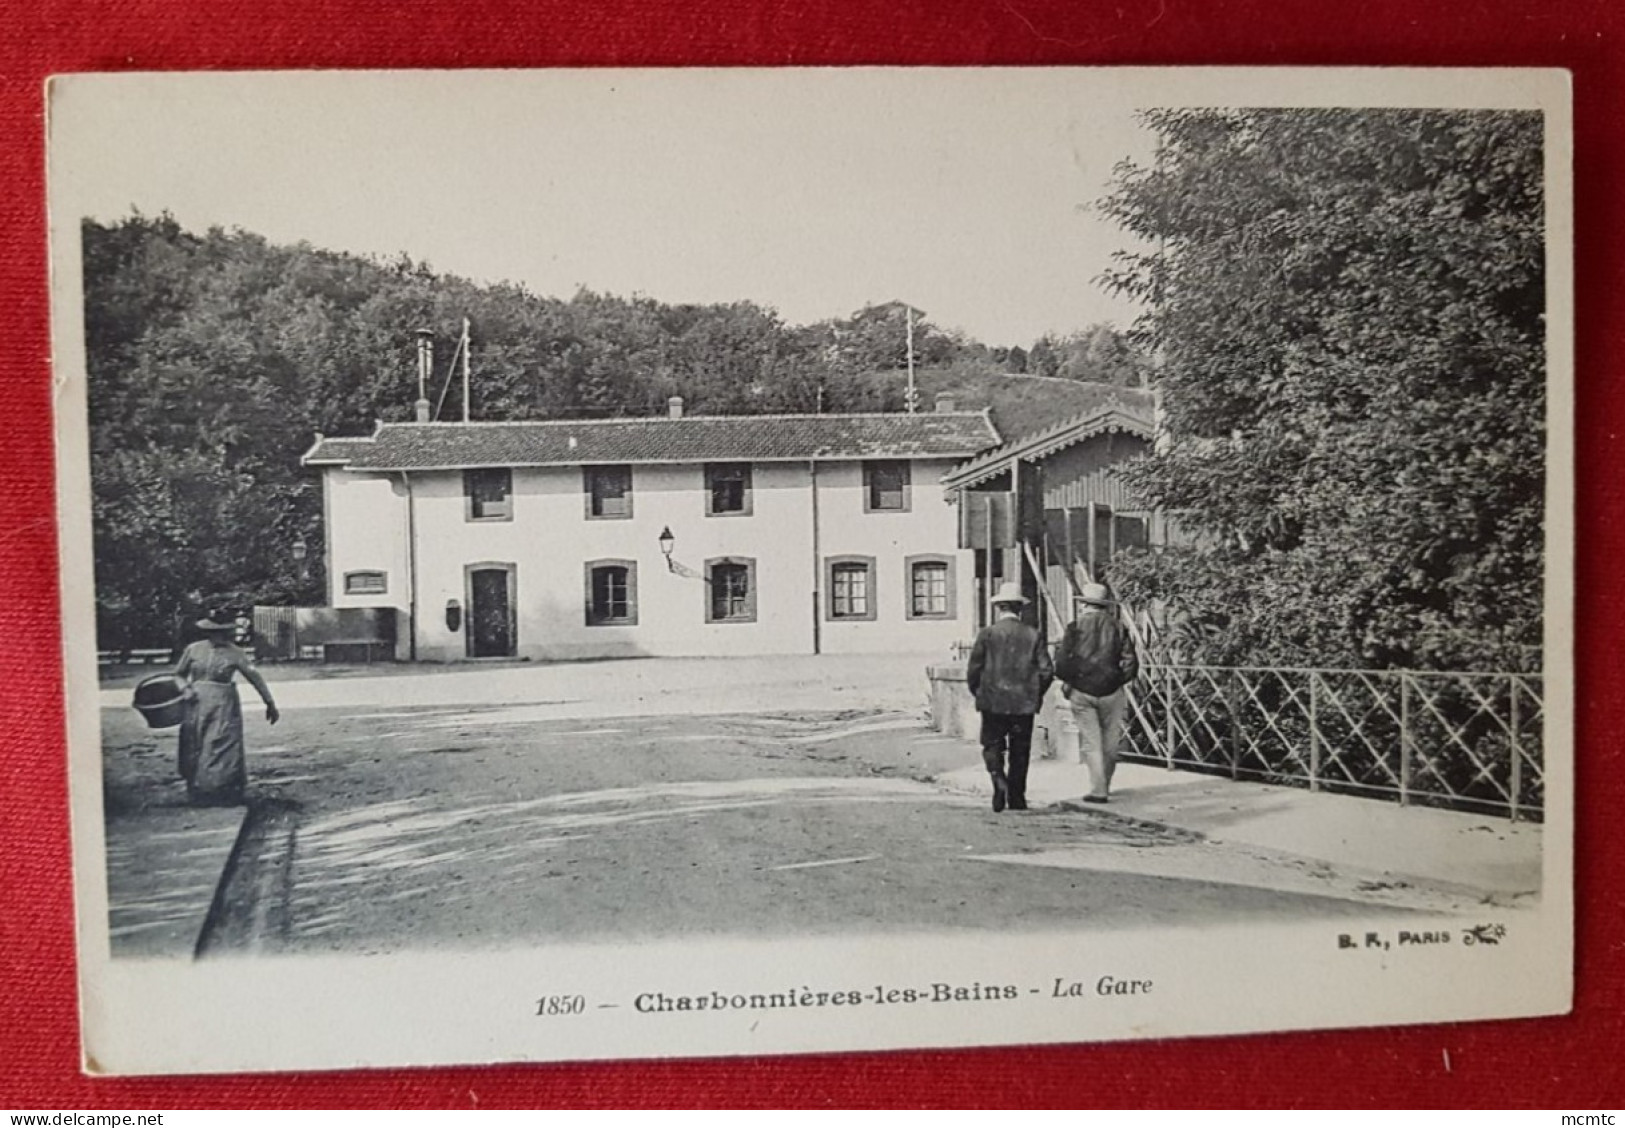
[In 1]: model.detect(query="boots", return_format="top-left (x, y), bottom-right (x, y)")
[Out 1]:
top-left (990, 770), bottom-right (1008, 813)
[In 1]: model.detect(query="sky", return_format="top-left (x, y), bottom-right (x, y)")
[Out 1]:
top-left (50, 70), bottom-right (1158, 347)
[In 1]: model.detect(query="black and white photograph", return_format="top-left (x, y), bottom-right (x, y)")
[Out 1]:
top-left (48, 68), bottom-right (1572, 1075)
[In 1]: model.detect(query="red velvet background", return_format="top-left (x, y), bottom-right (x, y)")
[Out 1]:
top-left (1, 0), bottom-right (1618, 1109)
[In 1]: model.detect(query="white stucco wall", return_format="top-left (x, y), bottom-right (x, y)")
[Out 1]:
top-left (324, 469), bottom-right (413, 659)
top-left (814, 457), bottom-right (974, 655)
top-left (323, 457), bottom-right (974, 661)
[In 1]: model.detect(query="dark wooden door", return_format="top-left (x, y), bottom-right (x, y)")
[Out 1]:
top-left (469, 567), bottom-right (514, 657)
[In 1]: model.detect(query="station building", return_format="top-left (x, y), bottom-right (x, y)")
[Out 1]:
top-left (301, 397), bottom-right (1001, 661)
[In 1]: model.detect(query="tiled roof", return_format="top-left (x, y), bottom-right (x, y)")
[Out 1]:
top-left (303, 412), bottom-right (1002, 471)
top-left (300, 436), bottom-right (379, 466)
top-left (940, 400), bottom-right (1154, 490)
top-left (983, 381), bottom-right (1154, 445)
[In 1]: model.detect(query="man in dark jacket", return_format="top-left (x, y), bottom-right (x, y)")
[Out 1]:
top-left (1055, 582), bottom-right (1139, 804)
top-left (966, 581), bottom-right (1054, 812)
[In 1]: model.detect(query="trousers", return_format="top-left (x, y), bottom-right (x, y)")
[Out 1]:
top-left (979, 712), bottom-right (1034, 801)
top-left (1069, 688), bottom-right (1127, 798)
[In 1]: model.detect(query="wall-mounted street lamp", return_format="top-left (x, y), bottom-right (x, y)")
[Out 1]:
top-left (658, 526), bottom-right (676, 571)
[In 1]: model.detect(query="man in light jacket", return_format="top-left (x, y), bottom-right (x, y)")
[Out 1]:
top-left (965, 581), bottom-right (1054, 813)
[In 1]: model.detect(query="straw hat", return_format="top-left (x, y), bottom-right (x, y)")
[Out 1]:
top-left (1078, 583), bottom-right (1114, 608)
top-left (990, 581), bottom-right (1028, 606)
top-left (195, 615), bottom-right (236, 632)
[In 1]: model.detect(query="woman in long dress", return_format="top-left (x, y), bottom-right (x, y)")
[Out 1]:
top-left (175, 617), bottom-right (280, 805)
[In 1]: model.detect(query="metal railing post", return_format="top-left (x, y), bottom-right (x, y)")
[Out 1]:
top-left (1308, 671), bottom-right (1320, 793)
top-left (1228, 669), bottom-right (1241, 780)
top-left (1509, 674), bottom-right (1522, 823)
top-left (1399, 672), bottom-right (1412, 807)
top-left (1164, 664), bottom-right (1175, 770)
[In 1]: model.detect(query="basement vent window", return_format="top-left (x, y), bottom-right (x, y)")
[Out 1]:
top-left (344, 570), bottom-right (388, 596)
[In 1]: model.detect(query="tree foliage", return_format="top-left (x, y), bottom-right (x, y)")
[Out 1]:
top-left (1099, 109), bottom-right (1546, 671)
top-left (992, 326), bottom-right (1147, 385)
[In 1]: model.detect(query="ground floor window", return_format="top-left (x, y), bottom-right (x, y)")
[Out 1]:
top-left (826, 555), bottom-right (877, 621)
top-left (706, 557), bottom-right (757, 623)
top-left (585, 559), bottom-right (638, 625)
top-left (906, 555), bottom-right (955, 620)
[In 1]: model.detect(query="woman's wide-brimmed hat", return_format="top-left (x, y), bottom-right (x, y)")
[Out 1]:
top-left (990, 581), bottom-right (1029, 606)
top-left (1078, 582), bottom-right (1115, 607)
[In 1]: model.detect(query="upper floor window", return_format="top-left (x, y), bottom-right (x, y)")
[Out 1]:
top-left (584, 560), bottom-right (638, 626)
top-left (705, 462), bottom-right (753, 517)
top-left (863, 460), bottom-right (911, 512)
top-left (343, 570), bottom-right (388, 596)
top-left (906, 555), bottom-right (955, 620)
top-left (465, 468), bottom-right (513, 521)
top-left (706, 557), bottom-right (757, 624)
top-left (827, 556), bottom-right (877, 621)
top-left (585, 465), bottom-right (633, 519)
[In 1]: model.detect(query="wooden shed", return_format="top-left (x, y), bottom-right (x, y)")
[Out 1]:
top-left (941, 393), bottom-right (1161, 635)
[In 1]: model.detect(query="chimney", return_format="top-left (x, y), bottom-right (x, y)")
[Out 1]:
top-left (934, 392), bottom-right (956, 414)
top-left (415, 329), bottom-right (435, 423)
top-left (668, 395), bottom-right (684, 420)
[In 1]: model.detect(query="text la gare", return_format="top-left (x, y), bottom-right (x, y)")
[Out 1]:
top-left (1053, 976), bottom-right (1153, 997)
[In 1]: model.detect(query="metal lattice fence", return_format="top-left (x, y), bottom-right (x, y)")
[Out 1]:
top-left (1119, 665), bottom-right (1544, 821)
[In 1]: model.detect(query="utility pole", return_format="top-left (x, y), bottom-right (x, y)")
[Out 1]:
top-left (905, 305), bottom-right (918, 413)
top-left (461, 317), bottom-right (472, 424)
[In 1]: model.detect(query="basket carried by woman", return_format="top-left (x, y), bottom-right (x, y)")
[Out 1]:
top-left (132, 673), bottom-right (188, 729)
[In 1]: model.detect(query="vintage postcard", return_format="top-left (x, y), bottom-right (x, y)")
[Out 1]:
top-left (48, 68), bottom-right (1572, 1075)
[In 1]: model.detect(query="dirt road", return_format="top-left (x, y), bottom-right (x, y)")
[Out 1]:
top-left (103, 694), bottom-right (1420, 956)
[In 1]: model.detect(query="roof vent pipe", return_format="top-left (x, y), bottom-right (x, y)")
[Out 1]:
top-left (668, 396), bottom-right (684, 420)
